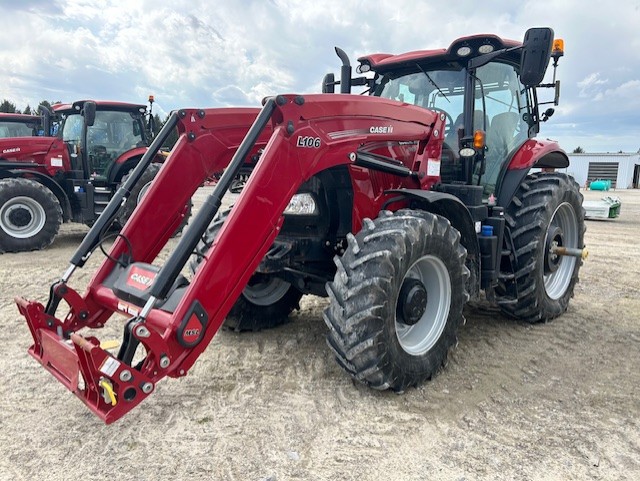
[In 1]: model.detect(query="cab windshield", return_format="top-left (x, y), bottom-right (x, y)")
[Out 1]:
top-left (0, 120), bottom-right (41, 138)
top-left (372, 62), bottom-right (532, 196)
top-left (61, 110), bottom-right (145, 177)
top-left (372, 67), bottom-right (466, 144)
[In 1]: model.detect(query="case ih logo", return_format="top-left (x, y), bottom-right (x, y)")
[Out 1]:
top-left (370, 126), bottom-right (394, 134)
top-left (126, 266), bottom-right (156, 290)
top-left (2, 147), bottom-right (20, 154)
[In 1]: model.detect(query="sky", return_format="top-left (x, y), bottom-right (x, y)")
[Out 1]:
top-left (1, 0), bottom-right (639, 153)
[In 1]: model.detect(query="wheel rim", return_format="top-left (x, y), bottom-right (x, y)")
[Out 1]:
top-left (543, 202), bottom-right (578, 300)
top-left (137, 181), bottom-right (153, 204)
top-left (395, 255), bottom-right (451, 356)
top-left (243, 276), bottom-right (291, 306)
top-left (0, 196), bottom-right (46, 238)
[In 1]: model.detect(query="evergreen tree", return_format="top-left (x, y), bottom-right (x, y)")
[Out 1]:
top-left (154, 114), bottom-right (162, 135)
top-left (161, 113), bottom-right (179, 149)
top-left (0, 99), bottom-right (17, 113)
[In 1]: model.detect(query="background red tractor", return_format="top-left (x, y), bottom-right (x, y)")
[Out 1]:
top-left (16, 27), bottom-right (586, 423)
top-left (0, 112), bottom-right (44, 138)
top-left (0, 98), bottom-right (168, 253)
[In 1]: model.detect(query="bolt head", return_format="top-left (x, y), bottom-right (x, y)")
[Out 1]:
top-left (136, 326), bottom-right (150, 338)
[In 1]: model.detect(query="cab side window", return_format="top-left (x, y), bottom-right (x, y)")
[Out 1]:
top-left (475, 62), bottom-right (530, 195)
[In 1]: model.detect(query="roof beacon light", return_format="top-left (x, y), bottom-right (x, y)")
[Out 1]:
top-left (457, 46), bottom-right (472, 57)
top-left (552, 39), bottom-right (565, 59)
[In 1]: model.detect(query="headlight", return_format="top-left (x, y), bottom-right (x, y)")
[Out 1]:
top-left (459, 147), bottom-right (476, 158)
top-left (457, 46), bottom-right (472, 57)
top-left (284, 193), bottom-right (318, 215)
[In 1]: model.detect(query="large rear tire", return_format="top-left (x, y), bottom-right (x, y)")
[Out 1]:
top-left (496, 172), bottom-right (585, 322)
top-left (190, 212), bottom-right (302, 331)
top-left (0, 178), bottom-right (62, 253)
top-left (324, 210), bottom-right (468, 392)
top-left (116, 163), bottom-right (161, 228)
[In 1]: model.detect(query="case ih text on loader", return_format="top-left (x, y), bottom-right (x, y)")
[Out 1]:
top-left (15, 28), bottom-right (587, 423)
top-left (0, 97), bottom-right (173, 253)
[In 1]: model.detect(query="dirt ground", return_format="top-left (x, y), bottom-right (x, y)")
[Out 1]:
top-left (0, 187), bottom-right (638, 481)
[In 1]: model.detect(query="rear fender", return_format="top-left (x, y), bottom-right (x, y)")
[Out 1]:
top-left (498, 139), bottom-right (569, 207)
top-left (507, 138), bottom-right (569, 171)
top-left (109, 148), bottom-right (155, 183)
top-left (109, 155), bottom-right (141, 184)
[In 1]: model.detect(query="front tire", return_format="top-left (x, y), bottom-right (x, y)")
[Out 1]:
top-left (190, 212), bottom-right (302, 331)
top-left (0, 178), bottom-right (62, 253)
top-left (324, 210), bottom-right (469, 392)
top-left (496, 173), bottom-right (585, 322)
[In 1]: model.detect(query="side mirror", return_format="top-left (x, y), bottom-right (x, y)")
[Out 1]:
top-left (520, 27), bottom-right (554, 87)
top-left (83, 101), bottom-right (97, 127)
top-left (322, 73), bottom-right (336, 93)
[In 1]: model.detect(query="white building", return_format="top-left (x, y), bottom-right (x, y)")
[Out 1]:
top-left (565, 152), bottom-right (640, 189)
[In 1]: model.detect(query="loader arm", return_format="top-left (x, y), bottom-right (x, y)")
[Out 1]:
top-left (16, 94), bottom-right (441, 423)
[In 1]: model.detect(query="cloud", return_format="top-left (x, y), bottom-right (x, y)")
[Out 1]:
top-left (211, 85), bottom-right (252, 106)
top-left (0, 0), bottom-right (639, 152)
top-left (578, 73), bottom-right (609, 99)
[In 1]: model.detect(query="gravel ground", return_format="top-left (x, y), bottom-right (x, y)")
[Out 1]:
top-left (0, 187), bottom-right (638, 481)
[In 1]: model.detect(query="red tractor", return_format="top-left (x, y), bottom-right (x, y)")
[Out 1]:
top-left (0, 98), bottom-right (164, 252)
top-left (16, 28), bottom-right (586, 423)
top-left (0, 112), bottom-right (44, 138)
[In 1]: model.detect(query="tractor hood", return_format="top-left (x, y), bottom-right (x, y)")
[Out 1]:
top-left (0, 136), bottom-right (64, 175)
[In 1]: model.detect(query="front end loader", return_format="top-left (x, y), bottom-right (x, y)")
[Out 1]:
top-left (15, 28), bottom-right (586, 423)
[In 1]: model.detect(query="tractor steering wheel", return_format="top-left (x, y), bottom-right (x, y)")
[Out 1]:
top-left (430, 108), bottom-right (454, 134)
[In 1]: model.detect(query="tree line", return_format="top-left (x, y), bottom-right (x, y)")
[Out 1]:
top-left (0, 99), bottom-right (60, 114)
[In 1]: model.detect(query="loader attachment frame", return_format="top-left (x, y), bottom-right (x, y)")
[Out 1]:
top-left (17, 93), bottom-right (442, 423)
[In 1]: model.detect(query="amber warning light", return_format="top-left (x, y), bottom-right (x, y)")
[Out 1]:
top-left (552, 39), bottom-right (564, 58)
top-left (473, 130), bottom-right (486, 150)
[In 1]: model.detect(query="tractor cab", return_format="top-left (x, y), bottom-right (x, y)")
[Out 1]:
top-left (329, 28), bottom-right (564, 200)
top-left (369, 52), bottom-right (531, 196)
top-left (54, 100), bottom-right (151, 184)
